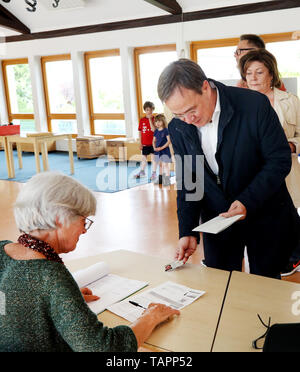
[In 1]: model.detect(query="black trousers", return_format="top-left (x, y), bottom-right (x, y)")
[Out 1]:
top-left (203, 213), bottom-right (297, 279)
top-left (289, 240), bottom-right (300, 262)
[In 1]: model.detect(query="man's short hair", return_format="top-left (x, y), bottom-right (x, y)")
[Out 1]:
top-left (240, 34), bottom-right (265, 49)
top-left (157, 58), bottom-right (207, 103)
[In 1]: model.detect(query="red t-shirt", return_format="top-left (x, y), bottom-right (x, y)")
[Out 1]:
top-left (138, 116), bottom-right (154, 146)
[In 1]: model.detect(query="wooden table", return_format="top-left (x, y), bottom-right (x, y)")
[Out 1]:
top-left (65, 250), bottom-right (230, 352)
top-left (0, 135), bottom-right (13, 178)
top-left (212, 271), bottom-right (300, 352)
top-left (6, 134), bottom-right (74, 178)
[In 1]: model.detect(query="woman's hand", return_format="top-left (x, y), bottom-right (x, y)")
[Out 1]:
top-left (80, 287), bottom-right (100, 303)
top-left (130, 303), bottom-right (180, 347)
top-left (144, 303), bottom-right (180, 324)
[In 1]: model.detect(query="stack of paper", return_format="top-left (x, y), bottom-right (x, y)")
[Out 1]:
top-left (107, 281), bottom-right (205, 322)
top-left (72, 262), bottom-right (148, 315)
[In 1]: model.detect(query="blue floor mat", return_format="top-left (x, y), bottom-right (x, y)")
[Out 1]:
top-left (0, 150), bottom-right (154, 193)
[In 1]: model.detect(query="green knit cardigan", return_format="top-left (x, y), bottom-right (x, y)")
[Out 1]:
top-left (0, 240), bottom-right (137, 352)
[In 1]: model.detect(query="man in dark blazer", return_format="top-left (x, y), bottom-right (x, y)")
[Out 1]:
top-left (158, 58), bottom-right (300, 278)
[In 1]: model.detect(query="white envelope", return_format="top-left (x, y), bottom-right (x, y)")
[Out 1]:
top-left (193, 214), bottom-right (244, 234)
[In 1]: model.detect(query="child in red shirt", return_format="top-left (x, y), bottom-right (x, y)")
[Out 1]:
top-left (134, 101), bottom-right (156, 179)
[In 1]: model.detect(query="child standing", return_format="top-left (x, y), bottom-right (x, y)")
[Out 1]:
top-left (134, 101), bottom-right (156, 179)
top-left (152, 114), bottom-right (172, 186)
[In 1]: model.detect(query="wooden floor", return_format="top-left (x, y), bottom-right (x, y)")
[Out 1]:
top-left (0, 179), bottom-right (203, 265)
top-left (1, 153), bottom-right (300, 283)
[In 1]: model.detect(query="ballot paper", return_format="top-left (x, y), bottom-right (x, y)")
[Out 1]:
top-left (192, 214), bottom-right (244, 234)
top-left (107, 281), bottom-right (206, 323)
top-left (72, 262), bottom-right (148, 315)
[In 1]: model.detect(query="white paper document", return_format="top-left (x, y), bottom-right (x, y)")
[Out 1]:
top-left (107, 281), bottom-right (206, 323)
top-left (72, 262), bottom-right (148, 315)
top-left (192, 214), bottom-right (244, 234)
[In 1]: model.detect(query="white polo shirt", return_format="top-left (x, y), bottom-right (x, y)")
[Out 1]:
top-left (198, 88), bottom-right (221, 175)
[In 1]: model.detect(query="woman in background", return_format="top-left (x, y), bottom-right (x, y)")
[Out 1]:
top-left (239, 49), bottom-right (300, 154)
top-left (239, 49), bottom-right (300, 276)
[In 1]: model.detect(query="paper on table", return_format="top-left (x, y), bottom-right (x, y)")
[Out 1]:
top-left (72, 262), bottom-right (148, 315)
top-left (192, 214), bottom-right (244, 234)
top-left (107, 281), bottom-right (205, 322)
top-left (73, 262), bottom-right (110, 288)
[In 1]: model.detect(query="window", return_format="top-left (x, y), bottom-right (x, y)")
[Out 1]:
top-left (2, 58), bottom-right (35, 133)
top-left (41, 54), bottom-right (77, 135)
top-left (190, 38), bottom-right (240, 82)
top-left (266, 37), bottom-right (300, 97)
top-left (85, 50), bottom-right (125, 138)
top-left (134, 45), bottom-right (177, 119)
top-left (190, 32), bottom-right (300, 95)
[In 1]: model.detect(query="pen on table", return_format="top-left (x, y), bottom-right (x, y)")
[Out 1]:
top-left (129, 300), bottom-right (147, 309)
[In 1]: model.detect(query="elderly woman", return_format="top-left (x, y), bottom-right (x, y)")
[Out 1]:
top-left (239, 49), bottom-right (300, 154)
top-left (0, 172), bottom-right (179, 352)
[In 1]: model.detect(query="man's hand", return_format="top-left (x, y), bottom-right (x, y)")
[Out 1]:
top-left (175, 236), bottom-right (198, 264)
top-left (219, 200), bottom-right (247, 220)
top-left (80, 287), bottom-right (100, 303)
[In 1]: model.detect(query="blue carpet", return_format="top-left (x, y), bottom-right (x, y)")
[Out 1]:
top-left (0, 150), bottom-right (154, 193)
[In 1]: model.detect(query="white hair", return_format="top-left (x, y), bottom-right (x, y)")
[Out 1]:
top-left (14, 171), bottom-right (97, 233)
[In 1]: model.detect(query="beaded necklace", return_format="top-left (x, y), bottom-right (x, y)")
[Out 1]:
top-left (18, 233), bottom-right (64, 265)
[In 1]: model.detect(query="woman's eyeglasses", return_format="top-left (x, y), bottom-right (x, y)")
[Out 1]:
top-left (252, 314), bottom-right (271, 350)
top-left (84, 217), bottom-right (94, 231)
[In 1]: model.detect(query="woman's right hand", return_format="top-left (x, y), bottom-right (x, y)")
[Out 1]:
top-left (130, 303), bottom-right (180, 348)
top-left (144, 303), bottom-right (180, 325)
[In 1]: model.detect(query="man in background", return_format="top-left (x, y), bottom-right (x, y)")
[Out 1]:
top-left (235, 34), bottom-right (286, 91)
top-left (235, 34), bottom-right (266, 88)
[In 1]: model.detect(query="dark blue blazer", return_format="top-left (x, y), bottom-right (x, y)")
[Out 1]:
top-left (169, 80), bottom-right (300, 240)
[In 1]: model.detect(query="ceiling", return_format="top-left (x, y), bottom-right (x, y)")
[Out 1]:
top-left (0, 0), bottom-right (275, 36)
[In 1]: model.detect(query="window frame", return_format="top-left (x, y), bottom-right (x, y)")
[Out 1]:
top-left (2, 58), bottom-right (35, 125)
top-left (190, 32), bottom-right (294, 63)
top-left (84, 49), bottom-right (125, 139)
top-left (134, 44), bottom-right (177, 120)
top-left (41, 54), bottom-right (77, 136)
